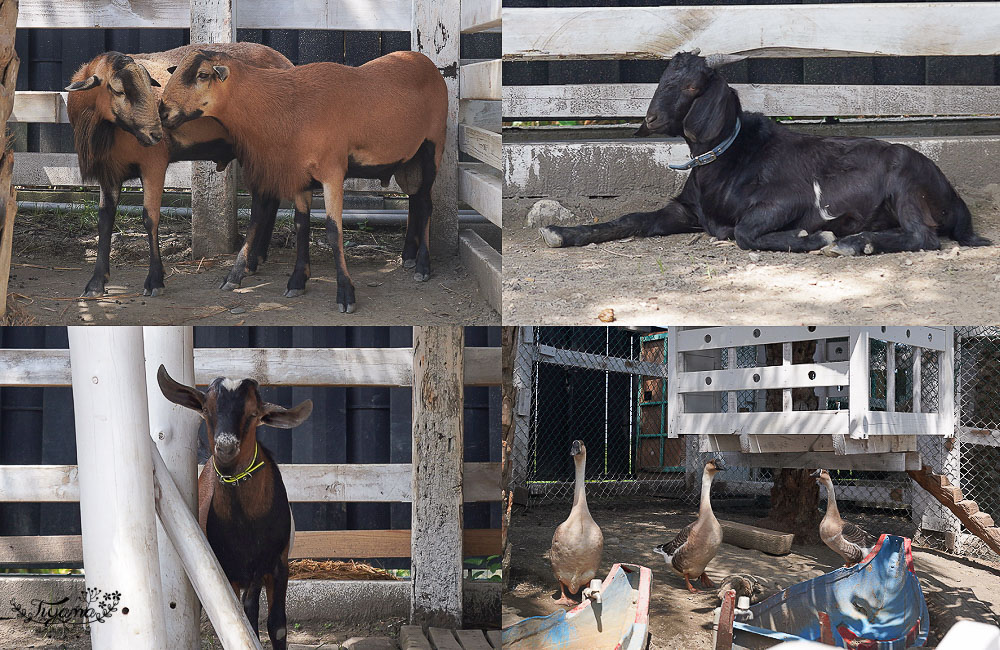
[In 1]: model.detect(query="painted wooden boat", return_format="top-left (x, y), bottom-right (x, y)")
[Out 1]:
top-left (718, 534), bottom-right (928, 649)
top-left (503, 563), bottom-right (652, 650)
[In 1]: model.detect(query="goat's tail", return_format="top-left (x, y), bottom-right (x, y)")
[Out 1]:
top-left (950, 197), bottom-right (992, 247)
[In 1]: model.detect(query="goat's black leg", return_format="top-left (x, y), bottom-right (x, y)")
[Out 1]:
top-left (250, 195), bottom-right (281, 269)
top-left (539, 200), bottom-right (701, 247)
top-left (265, 562), bottom-right (289, 650)
top-left (823, 228), bottom-right (941, 256)
top-left (408, 184), bottom-right (434, 282)
top-left (242, 581), bottom-right (264, 640)
top-left (83, 184), bottom-right (121, 297)
top-left (732, 206), bottom-right (836, 252)
top-left (285, 192), bottom-right (313, 297)
top-left (222, 194), bottom-right (276, 290)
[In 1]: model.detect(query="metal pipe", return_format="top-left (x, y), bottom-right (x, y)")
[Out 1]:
top-left (16, 201), bottom-right (492, 226)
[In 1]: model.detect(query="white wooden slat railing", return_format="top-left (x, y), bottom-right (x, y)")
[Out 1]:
top-left (461, 0), bottom-right (501, 33)
top-left (0, 346), bottom-right (502, 386)
top-left (18, 0), bottom-right (412, 32)
top-left (504, 83), bottom-right (1000, 120)
top-left (502, 3), bottom-right (1000, 61)
top-left (0, 462), bottom-right (500, 503)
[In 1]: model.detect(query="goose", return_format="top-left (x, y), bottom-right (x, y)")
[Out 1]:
top-left (550, 439), bottom-right (604, 605)
top-left (812, 469), bottom-right (878, 566)
top-left (653, 457), bottom-right (726, 593)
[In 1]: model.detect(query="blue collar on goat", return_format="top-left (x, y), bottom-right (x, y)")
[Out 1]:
top-left (669, 118), bottom-right (741, 170)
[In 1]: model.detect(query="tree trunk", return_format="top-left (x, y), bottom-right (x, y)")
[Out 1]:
top-left (762, 340), bottom-right (823, 542)
top-left (0, 0), bottom-right (19, 320)
top-left (501, 326), bottom-right (516, 590)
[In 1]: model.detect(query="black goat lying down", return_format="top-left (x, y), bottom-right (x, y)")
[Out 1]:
top-left (540, 51), bottom-right (991, 255)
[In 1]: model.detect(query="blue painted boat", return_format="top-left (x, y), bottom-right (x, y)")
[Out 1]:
top-left (502, 563), bottom-right (652, 650)
top-left (723, 534), bottom-right (929, 649)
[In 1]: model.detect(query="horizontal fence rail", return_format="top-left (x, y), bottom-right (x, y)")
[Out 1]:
top-left (0, 347), bottom-right (502, 386)
top-left (503, 83), bottom-right (1000, 120)
top-left (0, 462), bottom-right (500, 503)
top-left (18, 0), bottom-right (412, 32)
top-left (502, 3), bottom-right (1000, 60)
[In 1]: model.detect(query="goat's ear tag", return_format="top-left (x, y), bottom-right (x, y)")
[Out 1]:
top-left (213, 65), bottom-right (229, 82)
top-left (65, 75), bottom-right (101, 92)
top-left (166, 65), bottom-right (177, 74)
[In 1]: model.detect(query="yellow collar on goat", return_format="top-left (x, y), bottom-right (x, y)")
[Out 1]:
top-left (214, 443), bottom-right (264, 485)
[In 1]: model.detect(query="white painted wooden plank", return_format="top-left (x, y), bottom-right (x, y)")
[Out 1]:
top-left (675, 362), bottom-right (850, 393)
top-left (0, 462), bottom-right (499, 503)
top-left (723, 480), bottom-right (913, 505)
top-left (667, 326), bottom-right (680, 439)
top-left (913, 348), bottom-right (922, 414)
top-left (887, 342), bottom-right (897, 414)
top-left (940, 327), bottom-right (955, 439)
top-left (12, 152), bottom-right (401, 192)
top-left (17, 0), bottom-right (410, 31)
top-left (538, 345), bottom-right (667, 378)
top-left (675, 326), bottom-right (849, 352)
top-left (10, 90), bottom-right (68, 123)
top-left (460, 124), bottom-right (502, 170)
top-left (502, 83), bottom-right (1000, 119)
top-left (676, 410), bottom-right (848, 436)
top-left (849, 328), bottom-right (871, 440)
top-left (502, 4), bottom-right (1000, 60)
top-left (957, 427), bottom-right (1000, 448)
top-left (459, 163), bottom-right (501, 227)
top-left (0, 347), bottom-right (501, 386)
top-left (461, 60), bottom-right (501, 100)
top-left (702, 433), bottom-right (915, 454)
top-left (459, 229), bottom-right (501, 313)
top-left (736, 451), bottom-right (919, 472)
top-left (865, 326), bottom-right (948, 351)
top-left (460, 99), bottom-right (501, 131)
top-left (865, 411), bottom-right (941, 435)
top-left (462, 0), bottom-right (500, 33)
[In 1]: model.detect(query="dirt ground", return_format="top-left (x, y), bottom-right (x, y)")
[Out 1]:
top-left (0, 614), bottom-right (407, 648)
top-left (502, 185), bottom-right (1000, 325)
top-left (504, 500), bottom-right (1000, 649)
top-left (7, 208), bottom-right (496, 326)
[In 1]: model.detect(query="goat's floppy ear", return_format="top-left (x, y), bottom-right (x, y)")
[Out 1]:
top-left (66, 75), bottom-right (100, 92)
top-left (166, 65), bottom-right (177, 74)
top-left (261, 400), bottom-right (313, 429)
top-left (682, 73), bottom-right (734, 144)
top-left (213, 65), bottom-right (229, 82)
top-left (157, 364), bottom-right (205, 412)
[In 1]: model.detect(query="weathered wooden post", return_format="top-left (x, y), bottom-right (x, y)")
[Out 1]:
top-left (67, 326), bottom-right (168, 649)
top-left (143, 327), bottom-right (201, 647)
top-left (150, 439), bottom-right (263, 650)
top-left (411, 326), bottom-right (465, 627)
top-left (0, 0), bottom-right (18, 318)
top-left (189, 0), bottom-right (239, 257)
top-left (413, 0), bottom-right (460, 255)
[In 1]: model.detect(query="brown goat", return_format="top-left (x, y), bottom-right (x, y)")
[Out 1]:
top-left (159, 49), bottom-right (448, 313)
top-left (157, 365), bottom-right (312, 650)
top-left (66, 43), bottom-right (292, 297)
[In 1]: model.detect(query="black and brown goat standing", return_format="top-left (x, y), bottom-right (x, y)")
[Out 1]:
top-left (157, 365), bottom-right (312, 650)
top-left (158, 49), bottom-right (449, 313)
top-left (66, 43), bottom-right (293, 298)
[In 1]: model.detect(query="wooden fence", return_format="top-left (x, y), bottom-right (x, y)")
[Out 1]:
top-left (502, 2), bottom-right (1000, 205)
top-left (3, 0), bottom-right (501, 312)
top-left (0, 343), bottom-right (502, 565)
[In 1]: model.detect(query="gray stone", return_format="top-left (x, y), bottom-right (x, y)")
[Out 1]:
top-left (526, 199), bottom-right (575, 227)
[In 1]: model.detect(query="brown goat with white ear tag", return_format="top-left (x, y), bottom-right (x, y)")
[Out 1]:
top-left (157, 364), bottom-right (312, 650)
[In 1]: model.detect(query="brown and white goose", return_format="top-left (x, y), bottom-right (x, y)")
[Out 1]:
top-left (653, 457), bottom-right (726, 593)
top-left (812, 469), bottom-right (878, 566)
top-left (550, 439), bottom-right (604, 605)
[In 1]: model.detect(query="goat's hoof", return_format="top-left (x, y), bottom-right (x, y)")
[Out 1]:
top-left (818, 231), bottom-right (836, 245)
top-left (539, 227), bottom-right (564, 248)
top-left (143, 287), bottom-right (164, 297)
top-left (338, 302), bottom-right (356, 314)
top-left (821, 242), bottom-right (857, 257)
top-left (220, 280), bottom-right (241, 291)
top-left (284, 288), bottom-right (305, 298)
top-left (402, 258), bottom-right (417, 270)
top-left (413, 272), bottom-right (430, 282)
top-left (81, 288), bottom-right (105, 298)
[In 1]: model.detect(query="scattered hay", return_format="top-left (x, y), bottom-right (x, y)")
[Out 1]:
top-left (288, 559), bottom-right (398, 581)
top-left (1, 294), bottom-right (35, 325)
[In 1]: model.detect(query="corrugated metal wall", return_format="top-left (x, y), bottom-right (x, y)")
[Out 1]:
top-left (0, 326), bottom-right (501, 569)
top-left (502, 0), bottom-right (1000, 95)
top-left (14, 28), bottom-right (500, 154)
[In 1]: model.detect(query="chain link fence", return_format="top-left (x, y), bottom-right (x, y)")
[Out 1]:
top-left (510, 326), bottom-right (1000, 562)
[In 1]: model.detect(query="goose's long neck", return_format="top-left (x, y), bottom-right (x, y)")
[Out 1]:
top-left (823, 479), bottom-right (840, 519)
top-left (699, 468), bottom-right (715, 519)
top-left (572, 455), bottom-right (589, 513)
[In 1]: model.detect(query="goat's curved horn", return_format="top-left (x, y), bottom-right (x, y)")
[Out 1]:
top-left (705, 53), bottom-right (748, 68)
